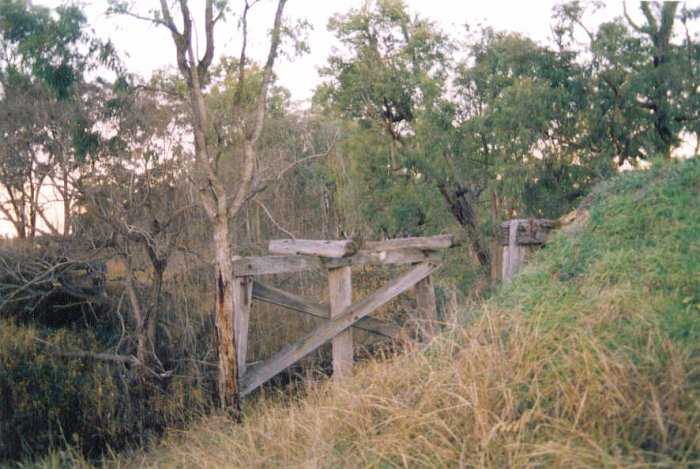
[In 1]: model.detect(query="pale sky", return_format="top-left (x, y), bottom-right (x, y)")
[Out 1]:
top-left (33, 0), bottom-right (627, 104)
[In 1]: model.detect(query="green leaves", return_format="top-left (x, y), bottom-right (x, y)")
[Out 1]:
top-left (71, 115), bottom-right (100, 163)
top-left (561, 1), bottom-right (697, 163)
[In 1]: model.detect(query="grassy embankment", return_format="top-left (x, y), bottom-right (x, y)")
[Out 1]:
top-left (51, 158), bottom-right (700, 467)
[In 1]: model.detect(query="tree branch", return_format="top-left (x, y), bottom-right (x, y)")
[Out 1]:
top-left (197, 0), bottom-right (216, 82)
top-left (228, 0), bottom-right (288, 218)
top-left (276, 151), bottom-right (331, 181)
top-left (247, 0), bottom-right (287, 142)
top-left (623, 2), bottom-right (643, 32)
top-left (251, 196), bottom-right (295, 239)
top-left (234, 0), bottom-right (252, 109)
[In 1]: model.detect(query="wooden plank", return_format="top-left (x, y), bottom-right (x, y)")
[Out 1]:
top-left (251, 281), bottom-right (400, 338)
top-left (496, 219), bottom-right (557, 245)
top-left (363, 234), bottom-right (459, 252)
top-left (415, 275), bottom-right (439, 342)
top-left (233, 276), bottom-right (253, 374)
top-left (268, 239), bottom-right (357, 258)
top-left (329, 266), bottom-right (353, 378)
top-left (324, 248), bottom-right (440, 268)
top-left (233, 255), bottom-right (321, 276)
top-left (240, 262), bottom-right (440, 395)
top-left (233, 249), bottom-right (439, 276)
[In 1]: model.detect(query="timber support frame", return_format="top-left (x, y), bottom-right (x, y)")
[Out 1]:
top-left (232, 234), bottom-right (459, 395)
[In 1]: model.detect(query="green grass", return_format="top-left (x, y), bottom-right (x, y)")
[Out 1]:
top-left (37, 158), bottom-right (700, 467)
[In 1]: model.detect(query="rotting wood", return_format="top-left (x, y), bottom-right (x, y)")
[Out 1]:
top-left (496, 219), bottom-right (557, 245)
top-left (233, 275), bottom-right (253, 375)
top-left (363, 234), bottom-right (459, 252)
top-left (269, 239), bottom-right (357, 258)
top-left (329, 266), bottom-right (353, 377)
top-left (501, 244), bottom-right (536, 281)
top-left (252, 281), bottom-right (400, 338)
top-left (240, 262), bottom-right (440, 395)
top-left (415, 276), bottom-right (439, 342)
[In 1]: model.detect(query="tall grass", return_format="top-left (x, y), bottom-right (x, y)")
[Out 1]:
top-left (61, 158), bottom-right (700, 467)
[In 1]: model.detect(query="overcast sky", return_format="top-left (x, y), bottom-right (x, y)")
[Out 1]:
top-left (33, 0), bottom-right (627, 104)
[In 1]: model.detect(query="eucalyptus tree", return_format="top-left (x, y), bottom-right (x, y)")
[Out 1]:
top-left (319, 0), bottom-right (452, 240)
top-left (0, 0), bottom-right (115, 238)
top-left (557, 1), bottom-right (700, 163)
top-left (452, 28), bottom-right (600, 217)
top-left (73, 70), bottom-right (196, 373)
top-left (109, 0), bottom-right (288, 416)
top-left (321, 1), bottom-right (594, 276)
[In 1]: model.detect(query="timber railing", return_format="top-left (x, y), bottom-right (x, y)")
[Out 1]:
top-left (232, 234), bottom-right (459, 396)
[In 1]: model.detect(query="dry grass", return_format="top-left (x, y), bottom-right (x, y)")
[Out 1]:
top-left (42, 159), bottom-right (699, 468)
top-left (118, 315), bottom-right (699, 468)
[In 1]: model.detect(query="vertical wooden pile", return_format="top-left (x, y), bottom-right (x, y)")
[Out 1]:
top-left (328, 266), bottom-right (352, 377)
top-left (498, 218), bottom-right (556, 282)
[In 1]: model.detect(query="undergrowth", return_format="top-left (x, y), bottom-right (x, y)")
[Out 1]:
top-left (36, 158), bottom-right (700, 467)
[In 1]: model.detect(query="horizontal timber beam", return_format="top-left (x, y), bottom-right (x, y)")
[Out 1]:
top-left (233, 255), bottom-right (321, 276)
top-left (233, 249), bottom-right (441, 276)
top-left (363, 234), bottom-right (459, 252)
top-left (252, 281), bottom-right (400, 338)
top-left (323, 248), bottom-right (440, 269)
top-left (269, 239), bottom-right (357, 258)
top-left (240, 262), bottom-right (441, 395)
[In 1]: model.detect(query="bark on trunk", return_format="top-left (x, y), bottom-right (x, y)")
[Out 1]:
top-left (437, 181), bottom-right (491, 269)
top-left (157, 0), bottom-right (286, 417)
top-left (125, 264), bottom-right (148, 369)
top-left (62, 171), bottom-right (71, 237)
top-left (490, 190), bottom-right (503, 287)
top-left (145, 259), bottom-right (165, 364)
top-left (213, 219), bottom-right (241, 417)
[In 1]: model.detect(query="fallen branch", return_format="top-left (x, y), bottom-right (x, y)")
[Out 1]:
top-left (34, 337), bottom-right (173, 379)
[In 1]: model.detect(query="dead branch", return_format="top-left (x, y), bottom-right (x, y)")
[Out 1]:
top-left (251, 196), bottom-right (296, 239)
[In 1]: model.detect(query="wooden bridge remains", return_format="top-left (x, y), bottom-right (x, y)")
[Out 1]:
top-left (231, 235), bottom-right (459, 396)
top-left (498, 218), bottom-right (556, 281)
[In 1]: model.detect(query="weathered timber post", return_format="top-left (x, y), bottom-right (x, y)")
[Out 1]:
top-left (328, 266), bottom-right (353, 377)
top-left (233, 268), bottom-right (253, 375)
top-left (498, 218), bottom-right (556, 281)
top-left (415, 276), bottom-right (438, 342)
top-left (267, 239), bottom-right (358, 378)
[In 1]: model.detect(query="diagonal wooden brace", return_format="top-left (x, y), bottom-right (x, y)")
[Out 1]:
top-left (240, 261), bottom-right (441, 395)
top-left (252, 281), bottom-right (401, 338)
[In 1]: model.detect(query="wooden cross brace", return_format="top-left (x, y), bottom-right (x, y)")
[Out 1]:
top-left (239, 261), bottom-right (441, 396)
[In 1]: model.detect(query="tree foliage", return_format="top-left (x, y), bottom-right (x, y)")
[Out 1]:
top-left (0, 0), bottom-right (117, 238)
top-left (557, 1), bottom-right (700, 163)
